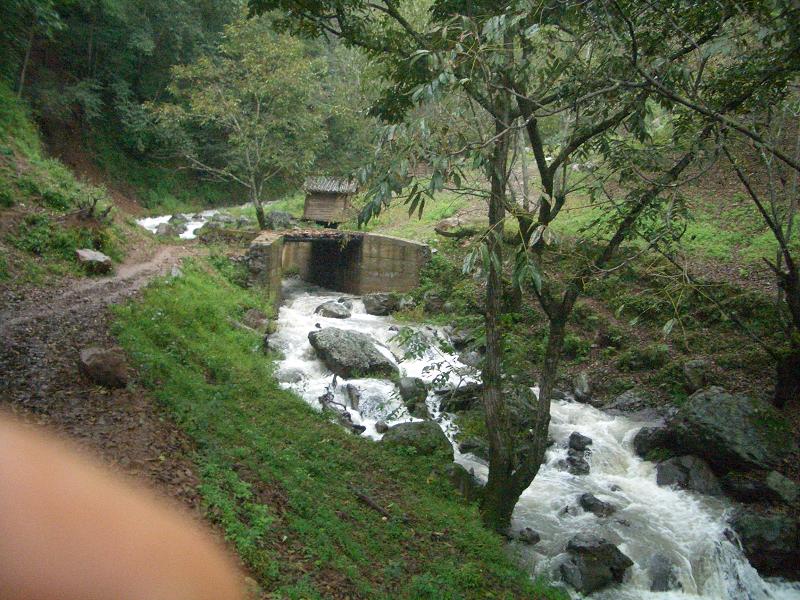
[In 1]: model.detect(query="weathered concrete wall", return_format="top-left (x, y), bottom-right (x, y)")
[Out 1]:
top-left (245, 232), bottom-right (284, 315)
top-left (246, 230), bottom-right (430, 306)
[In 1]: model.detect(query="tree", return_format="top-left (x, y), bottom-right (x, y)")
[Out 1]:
top-left (251, 0), bottom-right (799, 531)
top-left (152, 15), bottom-right (325, 228)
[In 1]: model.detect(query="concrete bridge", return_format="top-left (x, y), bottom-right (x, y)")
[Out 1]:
top-left (245, 229), bottom-right (431, 311)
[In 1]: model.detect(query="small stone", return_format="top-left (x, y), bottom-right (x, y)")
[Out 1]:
top-left (78, 347), bottom-right (128, 389)
top-left (568, 431), bottom-right (593, 451)
top-left (75, 249), bottom-right (113, 274)
top-left (517, 527), bottom-right (541, 545)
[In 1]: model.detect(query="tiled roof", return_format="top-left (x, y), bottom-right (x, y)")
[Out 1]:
top-left (304, 176), bottom-right (357, 195)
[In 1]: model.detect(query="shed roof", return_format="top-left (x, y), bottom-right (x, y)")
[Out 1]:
top-left (304, 176), bottom-right (357, 195)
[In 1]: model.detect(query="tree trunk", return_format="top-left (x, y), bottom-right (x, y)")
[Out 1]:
top-left (479, 117), bottom-right (515, 533)
top-left (17, 27), bottom-right (34, 99)
top-left (254, 198), bottom-right (267, 229)
top-left (774, 340), bottom-right (800, 409)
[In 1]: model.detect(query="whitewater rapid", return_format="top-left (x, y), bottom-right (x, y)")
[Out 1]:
top-left (270, 280), bottom-right (800, 599)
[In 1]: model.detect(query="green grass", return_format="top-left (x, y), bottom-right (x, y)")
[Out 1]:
top-left (113, 260), bottom-right (565, 600)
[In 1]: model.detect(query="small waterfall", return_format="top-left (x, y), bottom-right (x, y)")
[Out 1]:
top-left (271, 280), bottom-right (800, 599)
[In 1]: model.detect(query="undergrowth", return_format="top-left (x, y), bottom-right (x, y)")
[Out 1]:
top-left (113, 259), bottom-right (565, 599)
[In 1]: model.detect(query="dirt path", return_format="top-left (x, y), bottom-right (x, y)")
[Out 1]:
top-left (0, 244), bottom-right (203, 512)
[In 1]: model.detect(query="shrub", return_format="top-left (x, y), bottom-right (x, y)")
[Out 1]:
top-left (617, 343), bottom-right (670, 371)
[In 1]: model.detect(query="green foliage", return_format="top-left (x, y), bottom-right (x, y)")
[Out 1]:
top-left (562, 333), bottom-right (591, 361)
top-left (113, 262), bottom-right (564, 598)
top-left (617, 343), bottom-right (670, 371)
top-left (9, 214), bottom-right (120, 264)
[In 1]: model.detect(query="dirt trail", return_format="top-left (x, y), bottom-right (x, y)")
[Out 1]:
top-left (0, 244), bottom-right (203, 511)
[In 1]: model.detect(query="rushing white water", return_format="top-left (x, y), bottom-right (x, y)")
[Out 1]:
top-left (136, 209), bottom-right (220, 239)
top-left (272, 280), bottom-right (800, 599)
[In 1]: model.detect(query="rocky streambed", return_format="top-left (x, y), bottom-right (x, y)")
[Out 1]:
top-left (268, 279), bottom-right (800, 599)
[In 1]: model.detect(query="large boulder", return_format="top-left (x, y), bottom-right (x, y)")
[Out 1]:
top-left (398, 377), bottom-right (430, 419)
top-left (436, 382), bottom-right (482, 413)
top-left (667, 387), bottom-right (794, 472)
top-left (314, 300), bottom-right (352, 319)
top-left (362, 293), bottom-right (400, 316)
top-left (78, 347), bottom-right (128, 388)
top-left (569, 432), bottom-right (593, 452)
top-left (154, 222), bottom-right (176, 237)
top-left (633, 426), bottom-right (674, 459)
top-left (730, 509), bottom-right (800, 579)
top-left (308, 328), bottom-right (398, 379)
top-left (721, 470), bottom-right (799, 506)
top-left (559, 534), bottom-right (633, 594)
top-left (76, 249), bottom-right (113, 274)
top-left (578, 493), bottom-right (616, 517)
top-left (656, 455), bottom-right (722, 496)
top-left (381, 421), bottom-right (453, 460)
top-left (444, 463), bottom-right (483, 501)
top-left (434, 217), bottom-right (478, 239)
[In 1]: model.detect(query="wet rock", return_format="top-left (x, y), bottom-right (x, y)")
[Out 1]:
top-left (344, 383), bottom-right (361, 410)
top-left (564, 449), bottom-right (590, 476)
top-left (276, 366), bottom-right (303, 383)
top-left (423, 290), bottom-right (445, 313)
top-left (648, 554), bottom-right (681, 592)
top-left (212, 213), bottom-right (236, 225)
top-left (337, 297), bottom-right (354, 310)
top-left (242, 308), bottom-right (270, 332)
top-left (458, 437), bottom-right (489, 461)
top-left (516, 527), bottom-right (541, 546)
top-left (398, 296), bottom-right (416, 311)
top-left (668, 387), bottom-right (794, 472)
top-left (633, 426), bottom-right (674, 459)
top-left (381, 421), bottom-right (453, 460)
top-left (443, 326), bottom-right (474, 350)
top-left (559, 534), bottom-right (633, 595)
top-left (572, 370), bottom-right (592, 403)
top-left (236, 216), bottom-right (255, 228)
top-left (314, 300), bottom-right (351, 319)
top-left (78, 347), bottom-right (128, 389)
top-left (458, 350), bottom-right (482, 369)
top-left (375, 420), bottom-right (389, 434)
top-left (568, 432), bottom-right (593, 451)
top-left (656, 455), bottom-right (722, 496)
top-left (683, 359), bottom-right (711, 393)
top-left (721, 470), bottom-right (799, 505)
top-left (444, 463), bottom-right (482, 501)
top-left (604, 388), bottom-right (653, 416)
top-left (363, 293), bottom-right (400, 316)
top-left (76, 249), bottom-right (113, 274)
top-left (436, 382), bottom-right (482, 413)
top-left (308, 328), bottom-right (398, 379)
top-left (154, 222), bottom-right (176, 237)
top-left (434, 217), bottom-right (478, 239)
top-left (168, 214), bottom-right (189, 234)
top-left (398, 377), bottom-right (430, 419)
top-left (730, 508), bottom-right (800, 579)
top-left (578, 493), bottom-right (616, 517)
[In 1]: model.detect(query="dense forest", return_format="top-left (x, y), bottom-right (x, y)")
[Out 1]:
top-left (1, 1), bottom-right (799, 599)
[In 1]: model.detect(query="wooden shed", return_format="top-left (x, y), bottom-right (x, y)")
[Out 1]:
top-left (302, 177), bottom-right (357, 226)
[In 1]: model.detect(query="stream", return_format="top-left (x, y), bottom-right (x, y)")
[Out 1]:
top-left (271, 280), bottom-right (800, 599)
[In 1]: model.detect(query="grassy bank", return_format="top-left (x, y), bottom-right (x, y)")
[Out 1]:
top-left (113, 259), bottom-right (564, 599)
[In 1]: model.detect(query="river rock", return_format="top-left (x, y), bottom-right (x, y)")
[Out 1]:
top-left (436, 382), bottom-right (482, 413)
top-left (648, 554), bottom-right (681, 592)
top-left (683, 359), bottom-right (711, 393)
top-left (568, 432), bottom-right (593, 451)
top-left (572, 371), bottom-right (592, 403)
top-left (667, 387), bottom-right (793, 472)
top-left (398, 377), bottom-right (430, 418)
top-left (423, 290), bottom-right (445, 313)
top-left (78, 347), bottom-right (128, 388)
top-left (314, 300), bottom-right (351, 319)
top-left (243, 308), bottom-right (270, 332)
top-left (212, 213), bottom-right (236, 225)
top-left (633, 426), bottom-right (674, 459)
top-left (337, 297), bottom-right (354, 309)
top-left (381, 421), bottom-right (453, 460)
top-left (263, 210), bottom-right (293, 230)
top-left (154, 222), bottom-right (176, 237)
top-left (604, 388), bottom-right (656, 418)
top-left (559, 534), bottom-right (633, 594)
top-left (375, 420), bottom-right (389, 434)
top-left (458, 350), bottom-right (482, 369)
top-left (564, 449), bottom-right (590, 476)
top-left (730, 508), bottom-right (800, 579)
top-left (656, 455), bottom-right (722, 496)
top-left (434, 217), bottom-right (478, 239)
top-left (444, 463), bottom-right (482, 501)
top-left (443, 326), bottom-right (474, 350)
top-left (721, 470), bottom-right (799, 505)
top-left (458, 437), bottom-right (489, 461)
top-left (579, 493), bottom-right (616, 517)
top-left (344, 383), bottom-right (361, 410)
top-left (363, 293), bottom-right (400, 316)
top-left (76, 248), bottom-right (113, 274)
top-left (517, 527), bottom-right (541, 545)
top-left (308, 328), bottom-right (398, 379)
